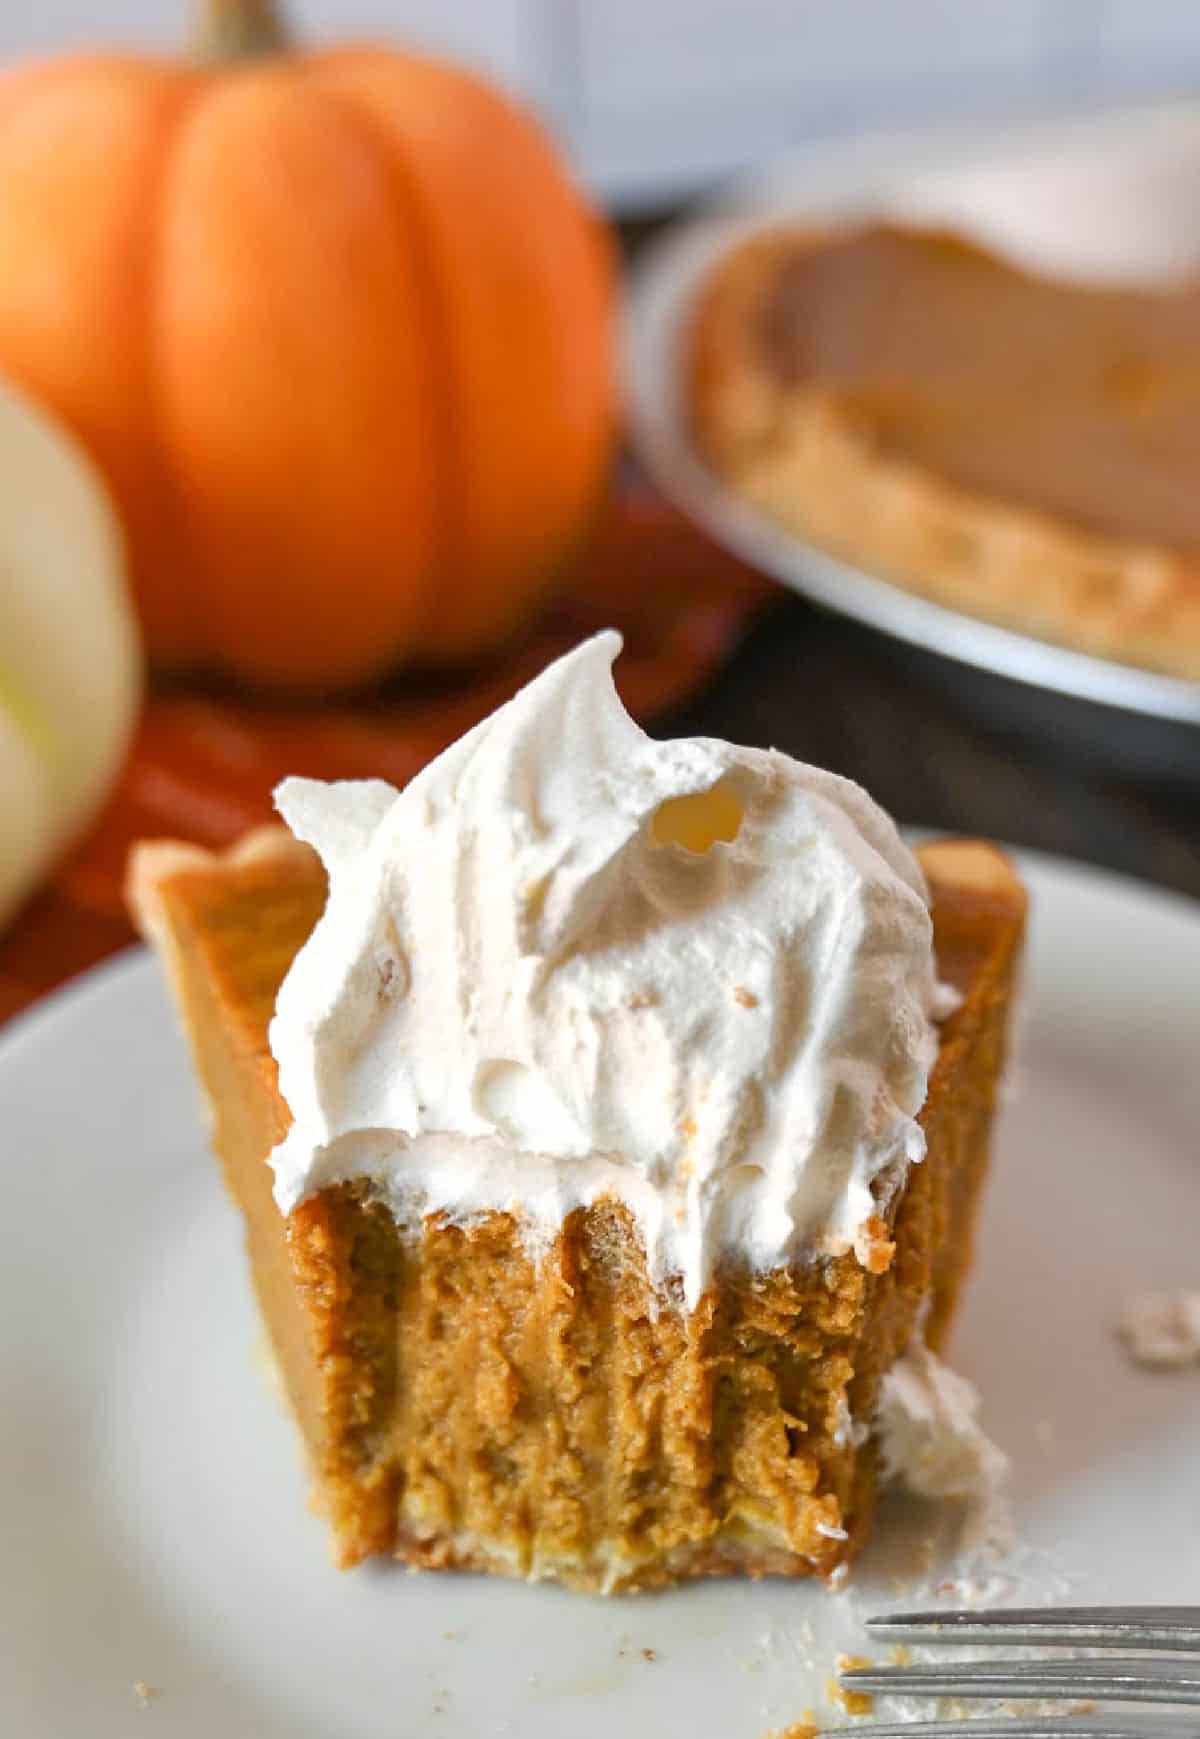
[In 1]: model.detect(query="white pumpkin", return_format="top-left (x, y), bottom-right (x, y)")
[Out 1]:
top-left (0, 379), bottom-right (141, 931)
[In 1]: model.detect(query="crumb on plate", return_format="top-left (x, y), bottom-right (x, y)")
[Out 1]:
top-left (829, 1656), bottom-right (874, 1716)
top-left (1116, 1291), bottom-right (1200, 1368)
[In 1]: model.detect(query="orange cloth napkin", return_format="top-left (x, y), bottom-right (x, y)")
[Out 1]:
top-left (0, 498), bottom-right (769, 1026)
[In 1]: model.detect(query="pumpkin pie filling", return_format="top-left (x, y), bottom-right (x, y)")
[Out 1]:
top-left (689, 220), bottom-right (1200, 679)
top-left (128, 638), bottom-right (1026, 1590)
top-left (752, 224), bottom-right (1200, 550)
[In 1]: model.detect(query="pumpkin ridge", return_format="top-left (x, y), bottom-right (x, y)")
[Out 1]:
top-left (134, 71), bottom-right (215, 668)
top-left (307, 49), bottom-right (617, 660)
top-left (155, 64), bottom-right (448, 684)
top-left (301, 54), bottom-right (462, 653)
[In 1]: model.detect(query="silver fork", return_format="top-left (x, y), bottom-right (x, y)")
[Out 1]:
top-left (825, 1607), bottom-right (1200, 1738)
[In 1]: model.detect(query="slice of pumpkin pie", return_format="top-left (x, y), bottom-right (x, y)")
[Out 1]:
top-left (128, 632), bottom-right (1024, 1590)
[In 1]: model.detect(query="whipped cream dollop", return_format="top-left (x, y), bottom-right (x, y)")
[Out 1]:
top-left (269, 631), bottom-right (943, 1308)
top-left (876, 1340), bottom-right (1009, 1504)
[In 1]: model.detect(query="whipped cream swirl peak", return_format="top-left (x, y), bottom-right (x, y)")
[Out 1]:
top-left (269, 631), bottom-right (942, 1308)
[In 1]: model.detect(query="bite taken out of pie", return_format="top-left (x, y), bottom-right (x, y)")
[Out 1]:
top-left (128, 633), bottom-right (1025, 1592)
top-left (688, 220), bottom-right (1200, 679)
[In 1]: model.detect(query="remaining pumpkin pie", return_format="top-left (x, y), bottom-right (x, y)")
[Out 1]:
top-left (128, 633), bottom-right (1025, 1590)
top-left (689, 220), bottom-right (1200, 679)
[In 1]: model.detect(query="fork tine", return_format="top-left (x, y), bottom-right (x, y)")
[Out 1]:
top-left (841, 1658), bottom-right (1200, 1706)
top-left (823, 1723), bottom-right (1198, 1739)
top-left (866, 1608), bottom-right (1200, 1652)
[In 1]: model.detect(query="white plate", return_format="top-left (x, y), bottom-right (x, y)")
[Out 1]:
top-left (624, 105), bottom-right (1200, 726)
top-left (3, 850), bottom-right (1199, 1737)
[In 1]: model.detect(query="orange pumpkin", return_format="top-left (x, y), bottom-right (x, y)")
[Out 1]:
top-left (0, 0), bottom-right (616, 691)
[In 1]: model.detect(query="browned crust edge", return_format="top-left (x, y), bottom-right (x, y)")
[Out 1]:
top-left (127, 826), bottom-right (315, 946)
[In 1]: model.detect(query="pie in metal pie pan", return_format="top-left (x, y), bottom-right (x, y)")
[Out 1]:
top-left (626, 105), bottom-right (1200, 781)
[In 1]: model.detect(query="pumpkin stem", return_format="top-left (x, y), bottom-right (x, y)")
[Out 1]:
top-left (195, 0), bottom-right (291, 61)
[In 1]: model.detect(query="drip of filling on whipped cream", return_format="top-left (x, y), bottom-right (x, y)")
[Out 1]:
top-left (269, 630), bottom-right (944, 1309)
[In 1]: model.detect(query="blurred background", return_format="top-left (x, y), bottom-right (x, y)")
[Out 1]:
top-left (3, 0), bottom-right (1200, 1024)
top-left (11, 1), bottom-right (1200, 208)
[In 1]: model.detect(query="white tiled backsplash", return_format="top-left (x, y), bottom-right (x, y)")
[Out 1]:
top-left (6, 1), bottom-right (1200, 207)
